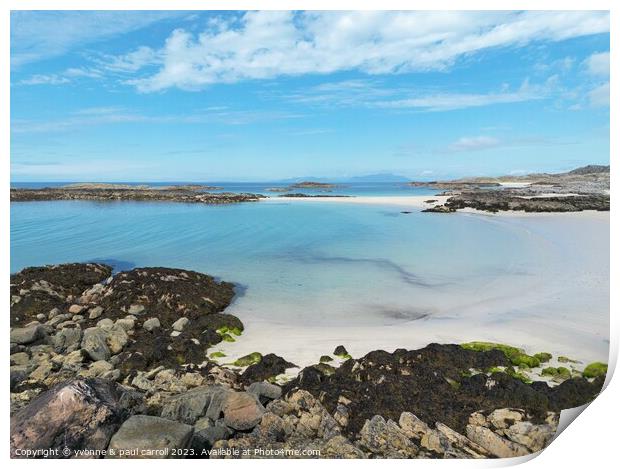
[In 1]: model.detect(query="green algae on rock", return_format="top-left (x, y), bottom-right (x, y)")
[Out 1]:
top-left (460, 342), bottom-right (540, 368)
top-left (534, 352), bottom-right (552, 363)
top-left (233, 352), bottom-right (263, 367)
top-left (583, 362), bottom-right (608, 379)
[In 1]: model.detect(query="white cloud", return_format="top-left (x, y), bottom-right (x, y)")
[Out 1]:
top-left (112, 10), bottom-right (609, 92)
top-left (17, 74), bottom-right (70, 86)
top-left (588, 82), bottom-right (610, 108)
top-left (10, 11), bottom-right (183, 66)
top-left (445, 136), bottom-right (501, 153)
top-left (583, 51), bottom-right (610, 77)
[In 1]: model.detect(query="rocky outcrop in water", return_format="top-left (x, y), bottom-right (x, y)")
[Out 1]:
top-left (424, 192), bottom-right (610, 213)
top-left (10, 187), bottom-right (263, 204)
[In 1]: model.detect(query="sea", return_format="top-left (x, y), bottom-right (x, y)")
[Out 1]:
top-left (10, 182), bottom-right (610, 365)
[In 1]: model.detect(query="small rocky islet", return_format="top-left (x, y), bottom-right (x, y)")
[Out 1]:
top-left (10, 263), bottom-right (606, 459)
top-left (10, 184), bottom-right (264, 204)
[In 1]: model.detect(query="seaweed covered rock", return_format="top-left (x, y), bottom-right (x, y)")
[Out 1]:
top-left (98, 267), bottom-right (234, 319)
top-left (10, 263), bottom-right (112, 326)
top-left (284, 344), bottom-right (603, 436)
top-left (9, 263), bottom-right (244, 408)
top-left (241, 353), bottom-right (297, 384)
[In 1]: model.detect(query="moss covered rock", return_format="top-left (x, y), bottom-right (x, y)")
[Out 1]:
top-left (461, 342), bottom-right (540, 368)
top-left (583, 362), bottom-right (607, 379)
top-left (233, 352), bottom-right (263, 367)
top-left (534, 352), bottom-right (552, 363)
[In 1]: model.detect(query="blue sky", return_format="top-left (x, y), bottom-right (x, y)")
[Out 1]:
top-left (10, 10), bottom-right (610, 182)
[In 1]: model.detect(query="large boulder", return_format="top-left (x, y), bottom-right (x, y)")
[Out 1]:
top-left (10, 378), bottom-right (127, 458)
top-left (222, 391), bottom-right (265, 431)
top-left (107, 415), bottom-right (193, 458)
top-left (160, 385), bottom-right (229, 425)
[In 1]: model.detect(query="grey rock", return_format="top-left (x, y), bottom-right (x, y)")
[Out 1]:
top-left (399, 412), bottom-right (431, 439)
top-left (53, 324), bottom-right (82, 353)
top-left (172, 317), bottom-right (189, 332)
top-left (107, 415), bottom-right (193, 458)
top-left (106, 324), bottom-right (129, 354)
top-left (96, 318), bottom-right (114, 330)
top-left (81, 327), bottom-right (111, 361)
top-left (487, 408), bottom-right (525, 430)
top-left (160, 385), bottom-right (229, 425)
top-left (88, 306), bottom-right (104, 319)
top-left (10, 352), bottom-right (30, 366)
top-left (10, 378), bottom-right (125, 458)
top-left (503, 421), bottom-right (556, 452)
top-left (247, 381), bottom-right (282, 402)
top-left (10, 325), bottom-right (45, 345)
top-left (191, 419), bottom-right (231, 452)
top-left (465, 424), bottom-right (530, 458)
top-left (359, 415), bottom-right (418, 458)
top-left (127, 304), bottom-right (145, 315)
top-left (143, 318), bottom-right (161, 332)
top-left (205, 387), bottom-right (232, 420)
top-left (115, 318), bottom-right (135, 331)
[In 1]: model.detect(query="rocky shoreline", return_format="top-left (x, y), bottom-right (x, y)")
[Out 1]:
top-left (10, 263), bottom-right (607, 459)
top-left (419, 165), bottom-right (610, 213)
top-left (10, 186), bottom-right (264, 204)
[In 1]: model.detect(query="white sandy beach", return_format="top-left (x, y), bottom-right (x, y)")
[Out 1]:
top-left (214, 196), bottom-right (610, 371)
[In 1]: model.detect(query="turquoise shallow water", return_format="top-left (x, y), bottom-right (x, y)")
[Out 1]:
top-left (10, 199), bottom-right (609, 364)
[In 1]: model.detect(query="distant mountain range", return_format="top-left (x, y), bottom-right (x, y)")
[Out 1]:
top-left (278, 173), bottom-right (411, 183)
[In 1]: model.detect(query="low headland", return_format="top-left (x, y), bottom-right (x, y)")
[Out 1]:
top-left (416, 165), bottom-right (610, 213)
top-left (10, 263), bottom-right (607, 459)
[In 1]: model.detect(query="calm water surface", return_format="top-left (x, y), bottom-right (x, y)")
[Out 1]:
top-left (10, 198), bottom-right (609, 364)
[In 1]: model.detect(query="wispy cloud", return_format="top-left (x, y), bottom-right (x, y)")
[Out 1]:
top-left (282, 77), bottom-right (553, 112)
top-left (588, 83), bottom-right (610, 108)
top-left (11, 106), bottom-right (303, 134)
top-left (10, 11), bottom-right (184, 66)
top-left (17, 74), bottom-right (70, 86)
top-left (99, 10), bottom-right (609, 92)
top-left (445, 136), bottom-right (501, 153)
top-left (583, 51), bottom-right (610, 77)
top-left (440, 135), bottom-right (579, 154)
